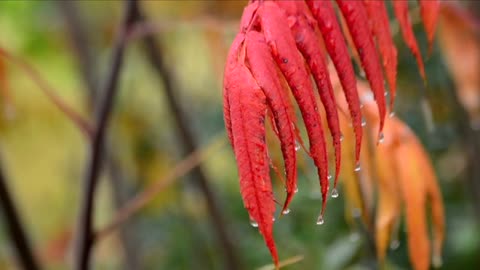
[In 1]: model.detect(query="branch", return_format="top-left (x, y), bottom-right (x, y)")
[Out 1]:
top-left (132, 3), bottom-right (241, 269)
top-left (0, 160), bottom-right (41, 270)
top-left (0, 47), bottom-right (93, 138)
top-left (72, 1), bottom-right (137, 269)
top-left (95, 133), bottom-right (226, 240)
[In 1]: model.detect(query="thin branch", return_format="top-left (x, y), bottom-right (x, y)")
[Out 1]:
top-left (0, 47), bottom-right (93, 138)
top-left (58, 1), bottom-right (140, 269)
top-left (0, 160), bottom-right (41, 270)
top-left (132, 3), bottom-right (241, 269)
top-left (72, 1), bottom-right (137, 269)
top-left (95, 134), bottom-right (226, 240)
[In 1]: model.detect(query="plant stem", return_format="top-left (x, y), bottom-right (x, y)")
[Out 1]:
top-left (130, 3), bottom-right (241, 269)
top-left (72, 1), bottom-right (137, 269)
top-left (0, 161), bottom-right (41, 270)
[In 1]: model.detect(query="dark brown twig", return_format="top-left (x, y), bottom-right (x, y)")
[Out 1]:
top-left (72, 1), bottom-right (137, 269)
top-left (0, 160), bottom-right (41, 270)
top-left (131, 3), bottom-right (241, 269)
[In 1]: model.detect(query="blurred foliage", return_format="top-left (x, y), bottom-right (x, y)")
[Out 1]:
top-left (0, 1), bottom-right (479, 270)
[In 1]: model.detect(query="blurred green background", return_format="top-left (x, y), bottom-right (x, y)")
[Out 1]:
top-left (0, 1), bottom-right (479, 269)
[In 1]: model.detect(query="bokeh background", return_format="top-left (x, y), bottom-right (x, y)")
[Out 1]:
top-left (0, 0), bottom-right (479, 269)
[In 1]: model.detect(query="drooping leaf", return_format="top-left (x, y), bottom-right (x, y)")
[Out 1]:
top-left (277, 0), bottom-right (342, 190)
top-left (257, 1), bottom-right (330, 216)
top-left (336, 0), bottom-right (387, 139)
top-left (392, 0), bottom-right (426, 81)
top-left (419, 0), bottom-right (440, 54)
top-left (244, 30), bottom-right (298, 212)
top-left (226, 51), bottom-right (278, 266)
top-left (364, 0), bottom-right (398, 111)
top-left (307, 0), bottom-right (363, 165)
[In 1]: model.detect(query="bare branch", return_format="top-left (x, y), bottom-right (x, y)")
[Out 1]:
top-left (95, 133), bottom-right (226, 240)
top-left (0, 160), bottom-right (41, 270)
top-left (0, 47), bottom-right (93, 138)
top-left (72, 1), bottom-right (137, 269)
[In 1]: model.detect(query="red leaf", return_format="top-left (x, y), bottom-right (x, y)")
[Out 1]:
top-left (244, 30), bottom-right (298, 212)
top-left (364, 0), bottom-right (398, 111)
top-left (258, 1), bottom-right (330, 216)
top-left (336, 0), bottom-right (387, 139)
top-left (277, 0), bottom-right (342, 190)
top-left (223, 33), bottom-right (246, 148)
top-left (307, 0), bottom-right (363, 165)
top-left (393, 0), bottom-right (426, 81)
top-left (226, 54), bottom-right (278, 266)
top-left (419, 0), bottom-right (440, 54)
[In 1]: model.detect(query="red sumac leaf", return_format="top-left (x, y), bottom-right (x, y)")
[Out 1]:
top-left (364, 0), bottom-right (398, 111)
top-left (393, 0), bottom-right (426, 81)
top-left (244, 30), bottom-right (298, 212)
top-left (419, 0), bottom-right (440, 54)
top-left (307, 0), bottom-right (363, 165)
top-left (227, 61), bottom-right (278, 267)
top-left (258, 1), bottom-right (330, 215)
top-left (277, 0), bottom-right (342, 190)
top-left (336, 0), bottom-right (387, 139)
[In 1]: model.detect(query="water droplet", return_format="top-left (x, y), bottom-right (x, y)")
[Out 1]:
top-left (250, 218), bottom-right (258, 227)
top-left (389, 111), bottom-right (395, 118)
top-left (295, 141), bottom-right (301, 151)
top-left (340, 133), bottom-right (344, 142)
top-left (432, 255), bottom-right (443, 268)
top-left (361, 117), bottom-right (366, 127)
top-left (327, 174), bottom-right (332, 180)
top-left (272, 217), bottom-right (276, 222)
top-left (331, 188), bottom-right (339, 198)
top-left (282, 208), bottom-right (291, 215)
top-left (316, 215), bottom-right (324, 225)
top-left (294, 187), bottom-right (299, 193)
top-left (389, 239), bottom-right (400, 250)
top-left (378, 132), bottom-right (385, 144)
top-left (384, 91), bottom-right (389, 97)
top-left (354, 162), bottom-right (361, 172)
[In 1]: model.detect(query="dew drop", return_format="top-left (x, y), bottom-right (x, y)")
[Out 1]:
top-left (316, 215), bottom-right (324, 225)
top-left (294, 187), bottom-right (299, 193)
top-left (327, 174), bottom-right (332, 180)
top-left (389, 239), bottom-right (400, 250)
top-left (361, 117), bottom-right (367, 127)
top-left (389, 111), bottom-right (395, 118)
top-left (295, 141), bottom-right (301, 151)
top-left (250, 218), bottom-right (258, 228)
top-left (282, 208), bottom-right (291, 215)
top-left (331, 188), bottom-right (339, 198)
top-left (272, 217), bottom-right (276, 222)
top-left (354, 162), bottom-right (361, 172)
top-left (384, 91), bottom-right (389, 97)
top-left (340, 133), bottom-right (344, 142)
top-left (378, 132), bottom-right (385, 144)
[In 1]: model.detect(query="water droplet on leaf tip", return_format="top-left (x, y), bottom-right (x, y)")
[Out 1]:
top-left (272, 217), bottom-right (276, 222)
top-left (282, 208), bottom-right (291, 215)
top-left (354, 163), bottom-right (361, 172)
top-left (378, 132), bottom-right (385, 144)
top-left (331, 188), bottom-right (339, 198)
top-left (327, 174), bottom-right (332, 180)
top-left (316, 215), bottom-right (324, 225)
top-left (361, 118), bottom-right (366, 127)
top-left (250, 219), bottom-right (258, 227)
top-left (294, 187), bottom-right (299, 193)
top-left (295, 141), bottom-right (301, 151)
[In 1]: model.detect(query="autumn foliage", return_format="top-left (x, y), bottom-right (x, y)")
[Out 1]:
top-left (223, 0), bottom-right (443, 269)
